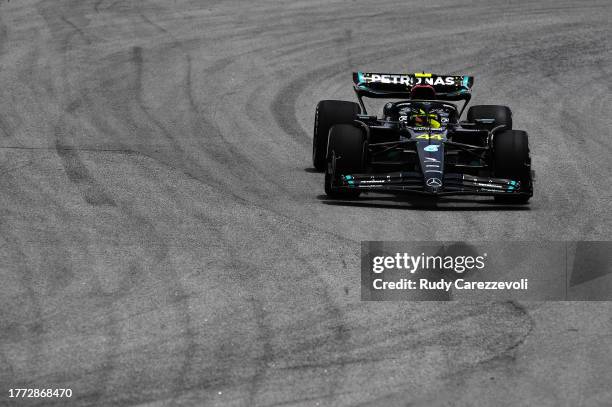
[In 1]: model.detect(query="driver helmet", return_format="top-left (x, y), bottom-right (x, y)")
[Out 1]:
top-left (411, 108), bottom-right (441, 128)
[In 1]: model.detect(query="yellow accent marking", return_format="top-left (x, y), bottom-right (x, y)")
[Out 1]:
top-left (415, 134), bottom-right (443, 140)
top-left (415, 72), bottom-right (432, 78)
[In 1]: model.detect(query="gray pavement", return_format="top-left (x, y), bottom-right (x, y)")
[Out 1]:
top-left (0, 0), bottom-right (610, 406)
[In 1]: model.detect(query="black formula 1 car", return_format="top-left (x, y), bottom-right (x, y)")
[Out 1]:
top-left (312, 72), bottom-right (533, 203)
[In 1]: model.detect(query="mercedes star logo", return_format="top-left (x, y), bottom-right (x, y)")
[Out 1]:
top-left (426, 178), bottom-right (442, 187)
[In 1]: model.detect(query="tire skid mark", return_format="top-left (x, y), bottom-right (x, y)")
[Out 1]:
top-left (0, 349), bottom-right (15, 385)
top-left (452, 301), bottom-right (535, 369)
top-left (419, 302), bottom-right (536, 405)
top-left (135, 15), bottom-right (240, 172)
top-left (188, 68), bottom-right (306, 203)
top-left (133, 16), bottom-right (306, 213)
top-left (60, 15), bottom-right (93, 47)
top-left (129, 43), bottom-right (236, 196)
top-left (124, 213), bottom-right (179, 406)
top-left (182, 53), bottom-right (238, 162)
top-left (0, 175), bottom-right (85, 391)
top-left (138, 9), bottom-right (367, 208)
top-left (55, 130), bottom-right (116, 207)
top-left (246, 295), bottom-right (274, 406)
top-left (280, 306), bottom-right (489, 370)
top-left (36, 2), bottom-right (94, 55)
top-left (10, 140), bottom-right (355, 254)
top-left (176, 210), bottom-right (259, 405)
top-left (187, 208), bottom-right (326, 405)
top-left (241, 83), bottom-right (319, 200)
top-left (93, 0), bottom-right (105, 14)
top-left (81, 202), bottom-right (193, 406)
top-left (130, 45), bottom-right (189, 162)
top-left (0, 19), bottom-right (7, 59)
top-left (92, 0), bottom-right (124, 15)
top-left (347, 301), bottom-right (535, 407)
top-left (0, 115), bottom-right (11, 138)
top-left (36, 3), bottom-right (118, 207)
top-left (226, 243), bottom-right (351, 406)
top-left (72, 311), bottom-right (120, 407)
top-left (140, 12), bottom-right (169, 34)
top-left (125, 37), bottom-right (198, 404)
top-left (126, 42), bottom-right (332, 232)
top-left (498, 301), bottom-right (536, 357)
top-left (282, 257), bottom-right (353, 405)
top-left (0, 228), bottom-right (43, 387)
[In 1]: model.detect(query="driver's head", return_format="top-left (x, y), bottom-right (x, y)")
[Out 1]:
top-left (411, 108), bottom-right (441, 128)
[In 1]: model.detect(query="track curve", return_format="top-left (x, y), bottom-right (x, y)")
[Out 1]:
top-left (0, 1), bottom-right (610, 406)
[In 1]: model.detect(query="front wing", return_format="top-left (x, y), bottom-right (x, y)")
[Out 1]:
top-left (336, 171), bottom-right (529, 196)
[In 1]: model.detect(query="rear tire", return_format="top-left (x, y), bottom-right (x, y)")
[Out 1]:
top-left (467, 105), bottom-right (512, 131)
top-left (325, 124), bottom-right (365, 199)
top-left (493, 130), bottom-right (531, 204)
top-left (313, 100), bottom-right (361, 171)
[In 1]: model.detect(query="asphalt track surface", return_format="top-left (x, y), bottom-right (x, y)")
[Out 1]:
top-left (0, 1), bottom-right (611, 406)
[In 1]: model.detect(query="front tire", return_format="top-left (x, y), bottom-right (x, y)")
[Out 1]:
top-left (325, 124), bottom-right (365, 199)
top-left (313, 100), bottom-right (361, 171)
top-left (493, 130), bottom-right (531, 204)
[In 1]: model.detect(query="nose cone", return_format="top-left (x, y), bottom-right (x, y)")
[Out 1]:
top-left (417, 140), bottom-right (445, 193)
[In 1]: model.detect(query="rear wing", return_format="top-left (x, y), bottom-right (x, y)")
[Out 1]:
top-left (353, 72), bottom-right (473, 101)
